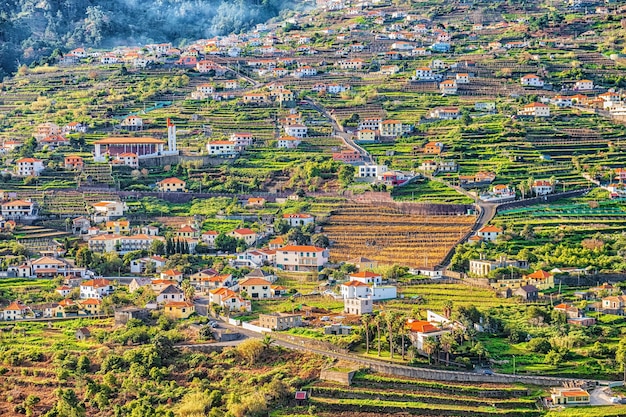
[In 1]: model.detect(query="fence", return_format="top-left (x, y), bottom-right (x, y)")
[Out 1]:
top-left (241, 321), bottom-right (272, 333)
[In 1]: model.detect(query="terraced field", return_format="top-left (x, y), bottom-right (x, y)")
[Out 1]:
top-left (324, 203), bottom-right (475, 268)
top-left (273, 371), bottom-right (541, 416)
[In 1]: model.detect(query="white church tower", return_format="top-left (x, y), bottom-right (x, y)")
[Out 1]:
top-left (166, 118), bottom-right (179, 154)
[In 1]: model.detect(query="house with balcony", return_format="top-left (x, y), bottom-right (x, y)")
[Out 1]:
top-left (276, 245), bottom-right (329, 272)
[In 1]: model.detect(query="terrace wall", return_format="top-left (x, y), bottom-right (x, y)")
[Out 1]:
top-left (496, 189), bottom-right (591, 213)
top-left (138, 155), bottom-right (231, 167)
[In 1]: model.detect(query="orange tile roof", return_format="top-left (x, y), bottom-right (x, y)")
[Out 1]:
top-left (159, 177), bottom-right (185, 184)
top-left (165, 301), bottom-right (194, 308)
top-left (350, 271), bottom-right (381, 278)
top-left (479, 225), bottom-right (502, 233)
top-left (239, 278), bottom-right (272, 286)
top-left (4, 301), bottom-right (28, 311)
top-left (342, 281), bottom-right (370, 287)
top-left (526, 270), bottom-right (552, 279)
top-left (233, 228), bottom-right (256, 235)
top-left (280, 245), bottom-right (324, 252)
top-left (80, 298), bottom-right (102, 305)
top-left (406, 320), bottom-right (439, 333)
top-left (81, 279), bottom-right (112, 288)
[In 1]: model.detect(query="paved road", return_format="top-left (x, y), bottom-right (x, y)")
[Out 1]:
top-left (590, 386), bottom-right (615, 405)
top-left (303, 97), bottom-right (374, 164)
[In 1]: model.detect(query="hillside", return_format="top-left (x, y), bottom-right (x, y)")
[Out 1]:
top-left (0, 0), bottom-right (303, 78)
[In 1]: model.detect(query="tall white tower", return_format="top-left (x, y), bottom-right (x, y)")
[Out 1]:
top-left (167, 118), bottom-right (178, 153)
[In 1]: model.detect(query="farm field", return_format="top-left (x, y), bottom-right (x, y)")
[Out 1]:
top-left (323, 203), bottom-right (475, 268)
top-left (271, 371), bottom-right (540, 417)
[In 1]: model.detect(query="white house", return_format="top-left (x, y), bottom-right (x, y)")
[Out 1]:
top-left (574, 79), bottom-right (594, 91)
top-left (407, 319), bottom-right (450, 351)
top-left (230, 228), bottom-right (258, 246)
top-left (414, 67), bottom-right (434, 80)
top-left (1, 200), bottom-right (35, 220)
top-left (156, 285), bottom-right (185, 304)
top-left (518, 102), bottom-right (550, 117)
top-left (130, 256), bottom-right (167, 274)
top-left (276, 245), bottom-right (329, 272)
top-left (348, 271), bottom-right (382, 285)
top-left (455, 73), bottom-right (470, 84)
top-left (476, 225), bottom-right (502, 242)
top-left (283, 213), bottom-right (315, 227)
top-left (356, 164), bottom-right (387, 178)
top-left (532, 180), bottom-right (554, 196)
top-left (285, 124), bottom-right (308, 138)
top-left (521, 74), bottom-right (544, 87)
top-left (120, 115), bottom-right (143, 130)
top-left (209, 287), bottom-right (251, 312)
top-left (277, 136), bottom-right (302, 149)
top-left (439, 80), bottom-right (457, 95)
top-left (207, 140), bottom-right (237, 156)
top-left (92, 201), bottom-right (127, 223)
top-left (238, 277), bottom-right (273, 299)
top-left (79, 279), bottom-right (114, 300)
top-left (15, 158), bottom-right (45, 177)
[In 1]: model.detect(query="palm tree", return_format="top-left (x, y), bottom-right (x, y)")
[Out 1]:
top-left (443, 300), bottom-right (453, 319)
top-left (361, 314), bottom-right (372, 354)
top-left (526, 176), bottom-right (535, 197)
top-left (385, 311), bottom-right (397, 359)
top-left (423, 337), bottom-right (437, 365)
top-left (440, 333), bottom-right (456, 366)
top-left (517, 182), bottom-right (527, 199)
top-left (398, 315), bottom-right (408, 360)
top-left (374, 314), bottom-right (382, 357)
top-left (473, 341), bottom-right (486, 366)
top-left (261, 334), bottom-right (274, 349)
top-left (181, 280), bottom-right (195, 301)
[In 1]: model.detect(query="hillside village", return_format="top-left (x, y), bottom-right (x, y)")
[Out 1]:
top-left (5, 0), bottom-right (626, 415)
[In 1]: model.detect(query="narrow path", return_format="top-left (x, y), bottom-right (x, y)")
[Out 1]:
top-left (212, 318), bottom-right (614, 387)
top-left (303, 97), bottom-right (374, 164)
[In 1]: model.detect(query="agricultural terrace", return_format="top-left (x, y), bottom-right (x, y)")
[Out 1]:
top-left (324, 203), bottom-right (475, 268)
top-left (359, 112), bottom-right (622, 196)
top-left (293, 371), bottom-right (541, 417)
top-left (448, 189), bottom-right (626, 272)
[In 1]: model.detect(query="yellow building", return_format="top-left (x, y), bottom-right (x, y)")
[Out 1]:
top-left (79, 299), bottom-right (103, 315)
top-left (157, 177), bottom-right (186, 192)
top-left (164, 301), bottom-right (195, 319)
top-left (105, 220), bottom-right (130, 235)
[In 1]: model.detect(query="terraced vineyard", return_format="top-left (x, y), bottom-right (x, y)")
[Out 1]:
top-left (324, 203), bottom-right (475, 268)
top-left (274, 371), bottom-right (541, 416)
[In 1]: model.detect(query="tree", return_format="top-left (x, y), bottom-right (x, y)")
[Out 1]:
top-left (439, 332), bottom-right (456, 366)
top-left (236, 339), bottom-right (265, 365)
top-left (181, 280), bottom-right (195, 301)
top-left (423, 337), bottom-right (437, 364)
top-left (443, 300), bottom-right (453, 319)
top-left (616, 339), bottom-right (626, 382)
top-left (215, 234), bottom-right (238, 252)
top-left (150, 239), bottom-right (165, 256)
top-left (75, 247), bottom-right (93, 268)
top-left (385, 311), bottom-right (397, 358)
top-left (261, 333), bottom-right (274, 349)
top-left (374, 314), bottom-right (382, 357)
top-left (361, 314), bottom-right (372, 354)
top-left (311, 233), bottom-right (329, 248)
top-left (338, 164), bottom-right (356, 188)
top-left (76, 355), bottom-right (90, 373)
top-left (472, 341), bottom-right (486, 365)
